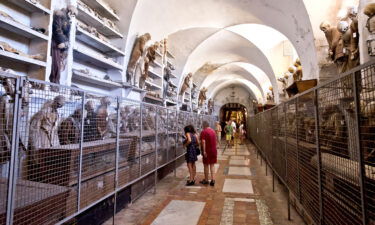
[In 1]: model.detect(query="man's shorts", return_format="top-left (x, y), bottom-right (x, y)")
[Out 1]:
top-left (226, 134), bottom-right (232, 141)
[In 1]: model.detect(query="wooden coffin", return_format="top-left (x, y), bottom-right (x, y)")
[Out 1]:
top-left (0, 178), bottom-right (68, 225)
top-left (286, 79), bottom-right (318, 97)
top-left (30, 138), bottom-right (136, 186)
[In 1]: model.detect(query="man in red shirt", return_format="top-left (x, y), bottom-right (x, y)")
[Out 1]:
top-left (200, 121), bottom-right (217, 186)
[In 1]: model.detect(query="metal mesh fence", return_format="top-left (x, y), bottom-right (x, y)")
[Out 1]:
top-left (0, 73), bottom-right (217, 225)
top-left (0, 74), bottom-right (17, 225)
top-left (296, 92), bottom-right (320, 224)
top-left (249, 61), bottom-right (375, 225)
top-left (358, 66), bottom-right (375, 224)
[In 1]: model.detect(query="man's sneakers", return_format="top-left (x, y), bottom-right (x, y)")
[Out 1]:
top-left (210, 180), bottom-right (215, 186)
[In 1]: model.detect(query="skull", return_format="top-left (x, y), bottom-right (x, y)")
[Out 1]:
top-left (337, 21), bottom-right (349, 33)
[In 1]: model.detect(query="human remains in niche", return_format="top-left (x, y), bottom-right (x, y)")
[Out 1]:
top-left (139, 43), bottom-right (158, 89)
top-left (0, 78), bottom-right (30, 168)
top-left (198, 87), bottom-right (208, 107)
top-left (365, 3), bottom-right (375, 56)
top-left (127, 33), bottom-right (152, 86)
top-left (96, 97), bottom-right (115, 139)
top-left (83, 100), bottom-right (100, 141)
top-left (28, 95), bottom-right (65, 178)
top-left (207, 98), bottom-right (214, 114)
top-left (277, 74), bottom-right (289, 98)
top-left (320, 21), bottom-right (341, 62)
top-left (164, 64), bottom-right (175, 100)
top-left (180, 73), bottom-right (192, 100)
top-left (50, 5), bottom-right (77, 85)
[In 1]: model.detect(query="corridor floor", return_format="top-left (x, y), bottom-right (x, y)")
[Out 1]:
top-left (107, 141), bottom-right (304, 225)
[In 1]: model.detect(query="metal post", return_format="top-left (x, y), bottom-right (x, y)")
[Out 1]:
top-left (154, 107), bottom-right (158, 194)
top-left (166, 109), bottom-right (169, 165)
top-left (284, 104), bottom-right (288, 182)
top-left (295, 99), bottom-right (301, 201)
top-left (313, 89), bottom-right (324, 225)
top-left (174, 111), bottom-right (177, 178)
top-left (113, 97), bottom-right (121, 223)
top-left (287, 189), bottom-right (291, 221)
top-left (139, 104), bottom-right (143, 177)
top-left (352, 72), bottom-right (368, 225)
top-left (77, 92), bottom-right (86, 211)
top-left (6, 77), bottom-right (22, 225)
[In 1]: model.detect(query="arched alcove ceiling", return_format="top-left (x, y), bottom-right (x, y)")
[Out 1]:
top-left (205, 73), bottom-right (264, 100)
top-left (179, 29), bottom-right (278, 101)
top-left (211, 82), bottom-right (258, 106)
top-left (126, 0), bottom-right (319, 79)
top-left (200, 62), bottom-right (272, 98)
top-left (226, 24), bottom-right (299, 75)
top-left (207, 78), bottom-right (264, 103)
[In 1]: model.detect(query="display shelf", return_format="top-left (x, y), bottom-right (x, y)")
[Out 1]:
top-left (165, 99), bottom-right (177, 105)
top-left (76, 27), bottom-right (125, 56)
top-left (73, 45), bottom-right (123, 70)
top-left (148, 70), bottom-right (162, 79)
top-left (167, 60), bottom-right (174, 67)
top-left (72, 70), bottom-right (122, 89)
top-left (144, 94), bottom-right (163, 102)
top-left (7, 0), bottom-right (51, 14)
top-left (150, 61), bottom-right (162, 68)
top-left (80, 0), bottom-right (119, 21)
top-left (145, 80), bottom-right (162, 90)
top-left (155, 50), bottom-right (162, 57)
top-left (0, 50), bottom-right (46, 67)
top-left (0, 18), bottom-right (49, 41)
top-left (167, 50), bottom-right (175, 59)
top-left (169, 82), bottom-right (177, 88)
top-left (77, 4), bottom-right (123, 38)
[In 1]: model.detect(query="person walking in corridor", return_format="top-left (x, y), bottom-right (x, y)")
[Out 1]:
top-left (183, 125), bottom-right (199, 186)
top-left (224, 120), bottom-right (233, 148)
top-left (215, 121), bottom-right (222, 143)
top-left (200, 121), bottom-right (217, 186)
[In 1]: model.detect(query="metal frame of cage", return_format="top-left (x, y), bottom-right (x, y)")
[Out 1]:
top-left (248, 60), bottom-right (375, 225)
top-left (0, 72), bottom-right (217, 225)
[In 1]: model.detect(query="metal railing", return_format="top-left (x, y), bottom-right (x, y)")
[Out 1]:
top-left (0, 72), bottom-right (217, 225)
top-left (249, 61), bottom-right (375, 225)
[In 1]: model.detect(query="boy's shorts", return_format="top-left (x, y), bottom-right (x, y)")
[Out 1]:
top-left (226, 134), bottom-right (232, 141)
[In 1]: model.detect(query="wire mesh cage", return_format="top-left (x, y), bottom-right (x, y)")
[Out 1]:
top-left (358, 66), bottom-right (375, 224)
top-left (285, 99), bottom-right (299, 198)
top-left (167, 109), bottom-right (177, 163)
top-left (318, 74), bottom-right (363, 225)
top-left (176, 111), bottom-right (187, 157)
top-left (81, 95), bottom-right (118, 209)
top-left (17, 80), bottom-right (81, 224)
top-left (296, 92), bottom-right (320, 224)
top-left (156, 107), bottom-right (168, 167)
top-left (0, 73), bottom-right (218, 225)
top-left (140, 103), bottom-right (156, 176)
top-left (0, 73), bottom-right (19, 225)
top-left (117, 99), bottom-right (140, 189)
top-left (248, 63), bottom-right (375, 225)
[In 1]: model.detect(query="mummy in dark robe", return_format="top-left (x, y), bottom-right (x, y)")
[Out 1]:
top-left (49, 6), bottom-right (76, 85)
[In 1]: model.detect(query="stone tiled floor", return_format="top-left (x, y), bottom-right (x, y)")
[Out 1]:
top-left (106, 141), bottom-right (305, 225)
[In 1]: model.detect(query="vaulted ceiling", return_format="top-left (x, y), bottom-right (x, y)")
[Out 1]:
top-left (109, 0), bottom-right (356, 107)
